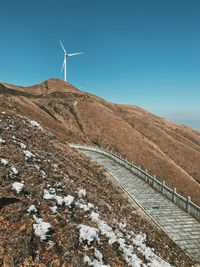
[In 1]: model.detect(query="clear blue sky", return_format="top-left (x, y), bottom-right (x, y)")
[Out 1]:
top-left (0, 0), bottom-right (200, 129)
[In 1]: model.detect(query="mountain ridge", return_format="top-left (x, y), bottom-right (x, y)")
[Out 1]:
top-left (0, 78), bottom-right (200, 206)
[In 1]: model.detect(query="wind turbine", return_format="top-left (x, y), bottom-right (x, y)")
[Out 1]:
top-left (59, 40), bottom-right (83, 82)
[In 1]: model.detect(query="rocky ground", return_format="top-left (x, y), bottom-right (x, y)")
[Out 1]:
top-left (0, 111), bottom-right (195, 266)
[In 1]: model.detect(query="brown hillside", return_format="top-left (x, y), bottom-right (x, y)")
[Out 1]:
top-left (0, 78), bottom-right (200, 206)
top-left (1, 112), bottom-right (193, 266)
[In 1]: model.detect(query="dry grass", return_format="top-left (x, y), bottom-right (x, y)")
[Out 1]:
top-left (0, 78), bottom-right (200, 207)
top-left (0, 113), bottom-right (195, 266)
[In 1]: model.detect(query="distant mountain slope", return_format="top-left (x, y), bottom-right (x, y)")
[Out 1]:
top-left (0, 78), bottom-right (200, 206)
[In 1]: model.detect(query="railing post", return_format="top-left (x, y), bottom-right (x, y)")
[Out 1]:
top-left (145, 170), bottom-right (148, 182)
top-left (153, 174), bottom-right (156, 188)
top-left (153, 175), bottom-right (156, 187)
top-left (138, 165), bottom-right (141, 176)
top-left (187, 196), bottom-right (191, 213)
top-left (162, 181), bottom-right (165, 194)
top-left (173, 188), bottom-right (176, 203)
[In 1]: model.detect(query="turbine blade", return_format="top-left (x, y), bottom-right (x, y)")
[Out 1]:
top-left (68, 52), bottom-right (84, 56)
top-left (59, 40), bottom-right (67, 53)
top-left (61, 58), bottom-right (66, 73)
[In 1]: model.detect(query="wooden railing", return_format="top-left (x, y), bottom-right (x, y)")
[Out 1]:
top-left (69, 143), bottom-right (200, 222)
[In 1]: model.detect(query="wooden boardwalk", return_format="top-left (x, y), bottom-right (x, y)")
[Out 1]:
top-left (79, 149), bottom-right (200, 262)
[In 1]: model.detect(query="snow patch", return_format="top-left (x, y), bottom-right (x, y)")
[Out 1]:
top-left (90, 214), bottom-right (146, 266)
top-left (0, 137), bottom-right (5, 144)
top-left (29, 120), bottom-right (43, 131)
top-left (10, 166), bottom-right (19, 178)
top-left (43, 189), bottom-right (54, 200)
top-left (43, 189), bottom-right (74, 207)
top-left (90, 211), bottom-right (99, 221)
top-left (76, 201), bottom-right (94, 212)
top-left (131, 233), bottom-right (172, 267)
top-left (33, 215), bottom-right (52, 241)
top-left (88, 201), bottom-right (172, 266)
top-left (20, 142), bottom-right (27, 149)
top-left (50, 206), bottom-right (58, 214)
top-left (78, 189), bottom-right (86, 198)
top-left (0, 158), bottom-right (9, 165)
top-left (23, 150), bottom-right (36, 161)
top-left (27, 204), bottom-right (38, 213)
top-left (63, 195), bottom-right (75, 208)
top-left (94, 249), bottom-right (104, 263)
top-left (12, 182), bottom-right (25, 194)
top-left (78, 224), bottom-right (99, 245)
top-left (54, 195), bottom-right (64, 206)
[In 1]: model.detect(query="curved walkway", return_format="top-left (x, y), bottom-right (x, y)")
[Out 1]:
top-left (77, 148), bottom-right (200, 263)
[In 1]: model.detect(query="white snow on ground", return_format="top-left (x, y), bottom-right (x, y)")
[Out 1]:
top-left (77, 189), bottom-right (173, 267)
top-left (76, 189), bottom-right (95, 211)
top-left (0, 158), bottom-right (9, 165)
top-left (10, 166), bottom-right (19, 177)
top-left (23, 150), bottom-right (36, 161)
top-left (42, 186), bottom-right (172, 266)
top-left (29, 120), bottom-right (43, 131)
top-left (54, 195), bottom-right (64, 206)
top-left (90, 211), bottom-right (99, 221)
top-left (131, 233), bottom-right (172, 267)
top-left (0, 137), bottom-right (5, 144)
top-left (43, 188), bottom-right (74, 207)
top-left (43, 189), bottom-right (54, 200)
top-left (90, 210), bottom-right (172, 267)
top-left (20, 142), bottom-right (27, 149)
top-left (63, 195), bottom-right (75, 207)
top-left (50, 206), bottom-right (58, 214)
top-left (94, 248), bottom-right (103, 262)
top-left (78, 189), bottom-right (86, 198)
top-left (33, 215), bottom-right (52, 241)
top-left (78, 202), bottom-right (94, 212)
top-left (27, 204), bottom-right (38, 213)
top-left (78, 224), bottom-right (99, 245)
top-left (12, 182), bottom-right (25, 194)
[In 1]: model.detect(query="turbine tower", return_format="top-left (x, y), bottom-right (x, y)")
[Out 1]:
top-left (59, 40), bottom-right (83, 82)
